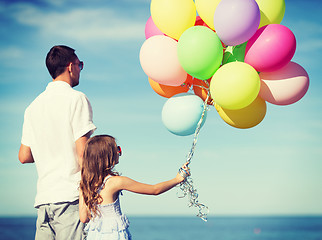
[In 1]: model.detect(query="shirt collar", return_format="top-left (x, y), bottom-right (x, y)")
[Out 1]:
top-left (46, 81), bottom-right (72, 90)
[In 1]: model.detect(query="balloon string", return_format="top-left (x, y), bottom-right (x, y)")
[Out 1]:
top-left (177, 89), bottom-right (210, 222)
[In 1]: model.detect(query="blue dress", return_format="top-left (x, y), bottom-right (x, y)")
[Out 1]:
top-left (85, 176), bottom-right (132, 240)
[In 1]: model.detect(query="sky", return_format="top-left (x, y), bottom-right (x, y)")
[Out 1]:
top-left (0, 0), bottom-right (321, 218)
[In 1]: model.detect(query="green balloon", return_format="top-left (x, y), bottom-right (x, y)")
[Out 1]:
top-left (222, 42), bottom-right (247, 65)
top-left (177, 26), bottom-right (223, 80)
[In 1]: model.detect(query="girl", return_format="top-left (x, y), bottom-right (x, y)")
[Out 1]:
top-left (79, 135), bottom-right (190, 240)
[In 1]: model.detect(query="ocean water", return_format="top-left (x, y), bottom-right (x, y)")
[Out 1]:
top-left (0, 216), bottom-right (321, 240)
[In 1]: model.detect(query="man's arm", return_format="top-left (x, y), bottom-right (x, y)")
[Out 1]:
top-left (18, 144), bottom-right (34, 164)
top-left (75, 132), bottom-right (91, 167)
top-left (79, 189), bottom-right (90, 223)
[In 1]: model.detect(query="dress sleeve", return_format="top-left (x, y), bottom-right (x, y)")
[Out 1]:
top-left (71, 94), bottom-right (96, 141)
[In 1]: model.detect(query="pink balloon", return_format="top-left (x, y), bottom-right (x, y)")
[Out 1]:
top-left (139, 35), bottom-right (187, 86)
top-left (213, 0), bottom-right (260, 46)
top-left (145, 16), bottom-right (165, 39)
top-left (259, 62), bottom-right (309, 105)
top-left (245, 24), bottom-right (296, 72)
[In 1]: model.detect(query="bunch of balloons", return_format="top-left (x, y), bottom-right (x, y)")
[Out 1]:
top-left (139, 0), bottom-right (309, 136)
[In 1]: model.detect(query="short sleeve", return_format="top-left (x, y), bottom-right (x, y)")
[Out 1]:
top-left (21, 108), bottom-right (32, 147)
top-left (71, 94), bottom-right (96, 141)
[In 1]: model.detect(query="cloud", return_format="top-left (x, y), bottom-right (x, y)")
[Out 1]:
top-left (290, 20), bottom-right (322, 52)
top-left (293, 20), bottom-right (322, 35)
top-left (0, 97), bottom-right (29, 116)
top-left (0, 46), bottom-right (25, 61)
top-left (43, 0), bottom-right (71, 7)
top-left (43, 0), bottom-right (150, 6)
top-left (8, 3), bottom-right (146, 44)
top-left (297, 39), bottom-right (322, 52)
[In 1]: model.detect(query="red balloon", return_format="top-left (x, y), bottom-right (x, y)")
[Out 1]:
top-left (193, 78), bottom-right (213, 105)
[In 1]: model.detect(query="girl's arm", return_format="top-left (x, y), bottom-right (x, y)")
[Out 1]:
top-left (79, 190), bottom-right (91, 223)
top-left (116, 163), bottom-right (190, 196)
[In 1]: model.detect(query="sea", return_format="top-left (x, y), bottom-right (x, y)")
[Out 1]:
top-left (0, 216), bottom-right (321, 240)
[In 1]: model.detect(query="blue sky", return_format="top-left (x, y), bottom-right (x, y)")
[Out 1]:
top-left (0, 0), bottom-right (321, 217)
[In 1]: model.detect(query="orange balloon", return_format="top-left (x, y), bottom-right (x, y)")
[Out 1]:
top-left (185, 74), bottom-right (194, 86)
top-left (149, 75), bottom-right (192, 98)
top-left (193, 78), bottom-right (213, 105)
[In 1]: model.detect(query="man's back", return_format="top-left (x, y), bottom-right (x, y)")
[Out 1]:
top-left (19, 45), bottom-right (96, 240)
top-left (22, 81), bottom-right (95, 207)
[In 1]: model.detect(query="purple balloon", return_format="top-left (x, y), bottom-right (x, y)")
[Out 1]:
top-left (214, 0), bottom-right (260, 46)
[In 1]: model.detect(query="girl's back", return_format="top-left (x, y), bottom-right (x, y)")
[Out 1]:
top-left (85, 175), bottom-right (132, 240)
top-left (79, 135), bottom-right (190, 240)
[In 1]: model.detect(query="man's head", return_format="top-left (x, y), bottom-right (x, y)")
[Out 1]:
top-left (46, 45), bottom-right (83, 87)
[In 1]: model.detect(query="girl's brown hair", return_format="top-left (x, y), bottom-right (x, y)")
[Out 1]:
top-left (80, 135), bottom-right (119, 217)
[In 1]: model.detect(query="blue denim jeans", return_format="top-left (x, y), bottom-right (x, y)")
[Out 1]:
top-left (35, 200), bottom-right (85, 240)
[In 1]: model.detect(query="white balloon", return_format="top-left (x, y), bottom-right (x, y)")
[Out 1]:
top-left (162, 93), bottom-right (207, 136)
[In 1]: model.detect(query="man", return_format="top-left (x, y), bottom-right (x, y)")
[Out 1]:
top-left (19, 45), bottom-right (96, 239)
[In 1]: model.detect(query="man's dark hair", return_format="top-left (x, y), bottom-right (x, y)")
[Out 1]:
top-left (46, 45), bottom-right (77, 79)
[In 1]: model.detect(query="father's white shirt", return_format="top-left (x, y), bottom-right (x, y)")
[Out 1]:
top-left (21, 81), bottom-right (96, 207)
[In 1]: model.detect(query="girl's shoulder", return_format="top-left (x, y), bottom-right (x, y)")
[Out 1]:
top-left (104, 175), bottom-right (134, 190)
top-left (103, 175), bottom-right (125, 188)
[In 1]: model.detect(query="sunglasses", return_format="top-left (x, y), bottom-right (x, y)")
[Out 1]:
top-left (117, 146), bottom-right (122, 156)
top-left (78, 61), bottom-right (84, 71)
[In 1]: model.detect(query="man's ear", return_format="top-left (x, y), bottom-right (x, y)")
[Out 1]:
top-left (67, 62), bottom-right (73, 73)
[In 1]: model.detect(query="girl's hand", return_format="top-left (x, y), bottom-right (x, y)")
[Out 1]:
top-left (176, 162), bottom-right (190, 182)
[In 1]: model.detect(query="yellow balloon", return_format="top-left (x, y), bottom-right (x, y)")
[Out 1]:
top-left (215, 96), bottom-right (267, 129)
top-left (255, 0), bottom-right (285, 28)
top-left (210, 62), bottom-right (260, 110)
top-left (195, 0), bottom-right (221, 30)
top-left (151, 0), bottom-right (196, 40)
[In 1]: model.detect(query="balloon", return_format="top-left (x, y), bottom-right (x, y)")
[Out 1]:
top-left (210, 62), bottom-right (260, 110)
top-left (215, 96), bottom-right (266, 129)
top-left (255, 0), bottom-right (285, 28)
top-left (150, 0), bottom-right (196, 40)
top-left (195, 0), bottom-right (221, 30)
top-left (145, 16), bottom-right (165, 39)
top-left (162, 93), bottom-right (207, 136)
top-left (245, 24), bottom-right (296, 72)
top-left (195, 16), bottom-right (206, 26)
top-left (259, 61), bottom-right (309, 105)
top-left (213, 0), bottom-right (260, 46)
top-left (177, 26), bottom-right (223, 80)
top-left (185, 74), bottom-right (194, 86)
top-left (222, 42), bottom-right (247, 65)
top-left (148, 75), bottom-right (191, 98)
top-left (193, 78), bottom-right (213, 105)
top-left (139, 35), bottom-right (187, 86)
top-left (195, 16), bottom-right (217, 31)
